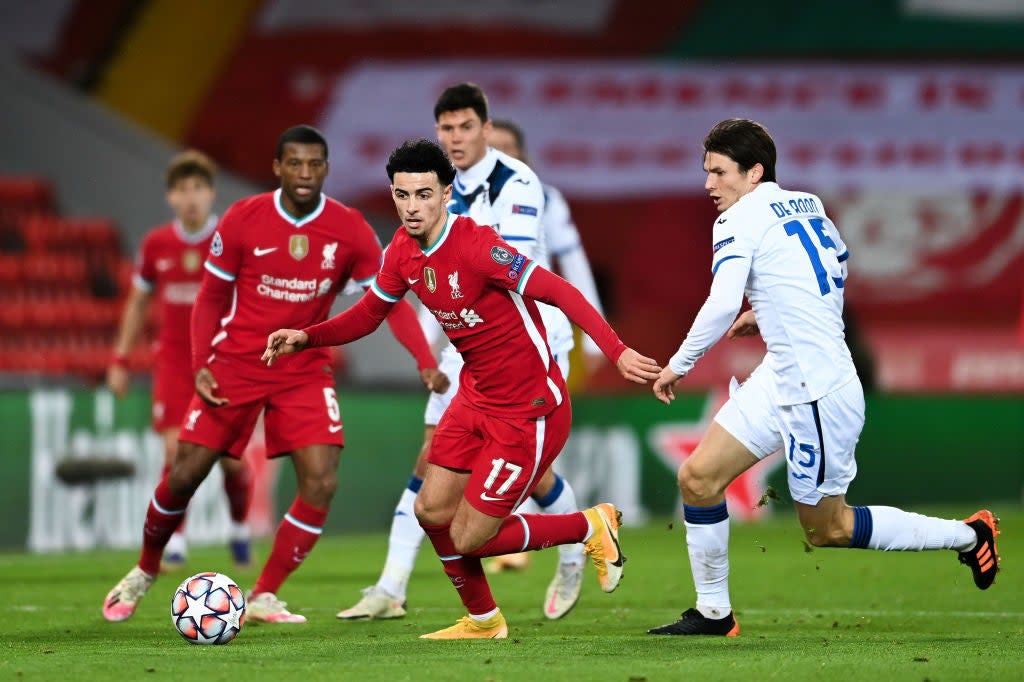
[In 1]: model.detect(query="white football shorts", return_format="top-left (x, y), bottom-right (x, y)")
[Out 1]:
top-left (714, 364), bottom-right (865, 505)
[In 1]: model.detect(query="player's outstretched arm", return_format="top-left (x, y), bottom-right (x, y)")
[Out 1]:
top-left (523, 264), bottom-right (660, 383)
top-left (264, 290), bottom-right (393, 369)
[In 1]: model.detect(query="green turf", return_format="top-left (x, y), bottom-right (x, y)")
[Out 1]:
top-left (2, 507), bottom-right (1020, 681)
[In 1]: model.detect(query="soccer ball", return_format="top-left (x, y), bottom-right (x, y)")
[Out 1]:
top-left (171, 572), bottom-right (246, 645)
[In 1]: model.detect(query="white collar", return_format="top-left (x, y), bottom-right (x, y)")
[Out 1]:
top-left (173, 214), bottom-right (218, 243)
top-left (454, 147), bottom-right (498, 194)
top-left (274, 188), bottom-right (326, 227)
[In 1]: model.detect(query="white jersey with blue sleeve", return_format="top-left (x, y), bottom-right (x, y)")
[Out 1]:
top-left (668, 182), bottom-right (855, 405)
top-left (448, 147), bottom-right (574, 356)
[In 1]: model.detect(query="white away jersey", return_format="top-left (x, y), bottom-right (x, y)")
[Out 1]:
top-left (446, 147), bottom-right (573, 356)
top-left (674, 182), bottom-right (856, 405)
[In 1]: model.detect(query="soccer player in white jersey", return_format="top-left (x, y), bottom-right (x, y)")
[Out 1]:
top-left (337, 84), bottom-right (589, 622)
top-left (648, 118), bottom-right (1001, 637)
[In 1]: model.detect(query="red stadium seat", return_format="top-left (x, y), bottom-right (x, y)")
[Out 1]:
top-left (0, 176), bottom-right (54, 216)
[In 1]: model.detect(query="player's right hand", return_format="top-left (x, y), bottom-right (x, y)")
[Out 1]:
top-left (615, 347), bottom-right (661, 384)
top-left (195, 367), bottom-right (229, 407)
top-left (106, 364), bottom-right (129, 398)
top-left (652, 366), bottom-right (684, 405)
top-left (420, 368), bottom-right (450, 394)
top-left (262, 329), bottom-right (308, 366)
top-left (727, 309), bottom-right (759, 338)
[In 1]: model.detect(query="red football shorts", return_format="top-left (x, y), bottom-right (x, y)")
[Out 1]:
top-left (430, 393), bottom-right (572, 517)
top-left (152, 360), bottom-right (194, 432)
top-left (177, 362), bottom-right (344, 457)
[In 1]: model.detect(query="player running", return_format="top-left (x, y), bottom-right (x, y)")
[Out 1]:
top-left (263, 138), bottom-right (661, 639)
top-left (337, 85), bottom-right (595, 623)
top-left (648, 118), bottom-right (1001, 637)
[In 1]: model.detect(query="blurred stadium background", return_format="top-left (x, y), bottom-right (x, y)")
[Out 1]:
top-left (0, 0), bottom-right (1021, 554)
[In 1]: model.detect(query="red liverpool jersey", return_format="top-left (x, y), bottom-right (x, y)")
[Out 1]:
top-left (134, 217), bottom-right (217, 372)
top-left (373, 213), bottom-right (565, 417)
top-left (203, 190), bottom-right (381, 376)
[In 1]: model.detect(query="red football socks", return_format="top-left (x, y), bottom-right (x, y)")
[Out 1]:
top-left (251, 496), bottom-right (328, 596)
top-left (138, 476), bottom-right (191, 575)
top-left (467, 512), bottom-right (589, 557)
top-left (422, 523), bottom-right (497, 615)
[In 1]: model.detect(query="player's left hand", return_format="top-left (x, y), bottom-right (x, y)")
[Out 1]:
top-left (615, 347), bottom-right (661, 384)
top-left (420, 368), bottom-right (450, 394)
top-left (652, 366), bottom-right (684, 405)
top-left (262, 329), bottom-right (308, 366)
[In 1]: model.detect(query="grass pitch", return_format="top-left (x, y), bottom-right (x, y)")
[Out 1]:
top-left (2, 506), bottom-right (1020, 682)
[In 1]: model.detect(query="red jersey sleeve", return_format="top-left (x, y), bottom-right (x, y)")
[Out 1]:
top-left (467, 227), bottom-right (626, 363)
top-left (134, 231), bottom-right (157, 292)
top-left (368, 242), bottom-right (409, 304)
top-left (347, 211), bottom-right (386, 288)
top-left (203, 204), bottom-right (244, 282)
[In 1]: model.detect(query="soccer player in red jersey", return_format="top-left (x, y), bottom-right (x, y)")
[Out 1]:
top-left (102, 126), bottom-right (446, 624)
top-left (107, 150), bottom-right (252, 570)
top-left (262, 139), bottom-right (661, 639)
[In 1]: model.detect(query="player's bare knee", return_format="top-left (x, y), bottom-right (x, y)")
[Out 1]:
top-left (298, 473), bottom-right (337, 507)
top-left (167, 445), bottom-right (209, 495)
top-left (678, 460), bottom-right (723, 501)
top-left (414, 496), bottom-right (449, 527)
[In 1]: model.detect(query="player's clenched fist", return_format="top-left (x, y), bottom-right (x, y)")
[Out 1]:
top-left (262, 329), bottom-right (309, 365)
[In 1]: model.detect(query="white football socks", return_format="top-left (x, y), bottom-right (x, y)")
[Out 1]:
top-left (856, 506), bottom-right (976, 551)
top-left (683, 503), bottom-right (732, 618)
top-left (377, 485), bottom-right (425, 599)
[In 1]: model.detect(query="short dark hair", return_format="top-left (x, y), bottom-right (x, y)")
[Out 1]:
top-left (703, 118), bottom-right (776, 182)
top-left (434, 82), bottom-right (489, 123)
top-left (276, 125), bottom-right (328, 160)
top-left (386, 139), bottom-right (457, 186)
top-left (166, 149), bottom-right (216, 189)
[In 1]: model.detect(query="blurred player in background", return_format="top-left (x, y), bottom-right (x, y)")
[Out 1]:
top-left (102, 126), bottom-right (445, 625)
top-left (648, 118), bottom-right (1001, 637)
top-left (263, 138), bottom-right (662, 639)
top-left (336, 86), bottom-right (592, 623)
top-left (106, 150), bottom-right (252, 571)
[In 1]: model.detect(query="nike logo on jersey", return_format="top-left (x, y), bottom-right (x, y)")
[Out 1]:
top-left (253, 246), bottom-right (277, 256)
top-left (479, 492), bottom-right (505, 502)
top-left (407, 277), bottom-right (420, 285)
top-left (328, 424), bottom-right (343, 433)
top-left (156, 258), bottom-right (174, 271)
top-left (717, 218), bottom-right (728, 224)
